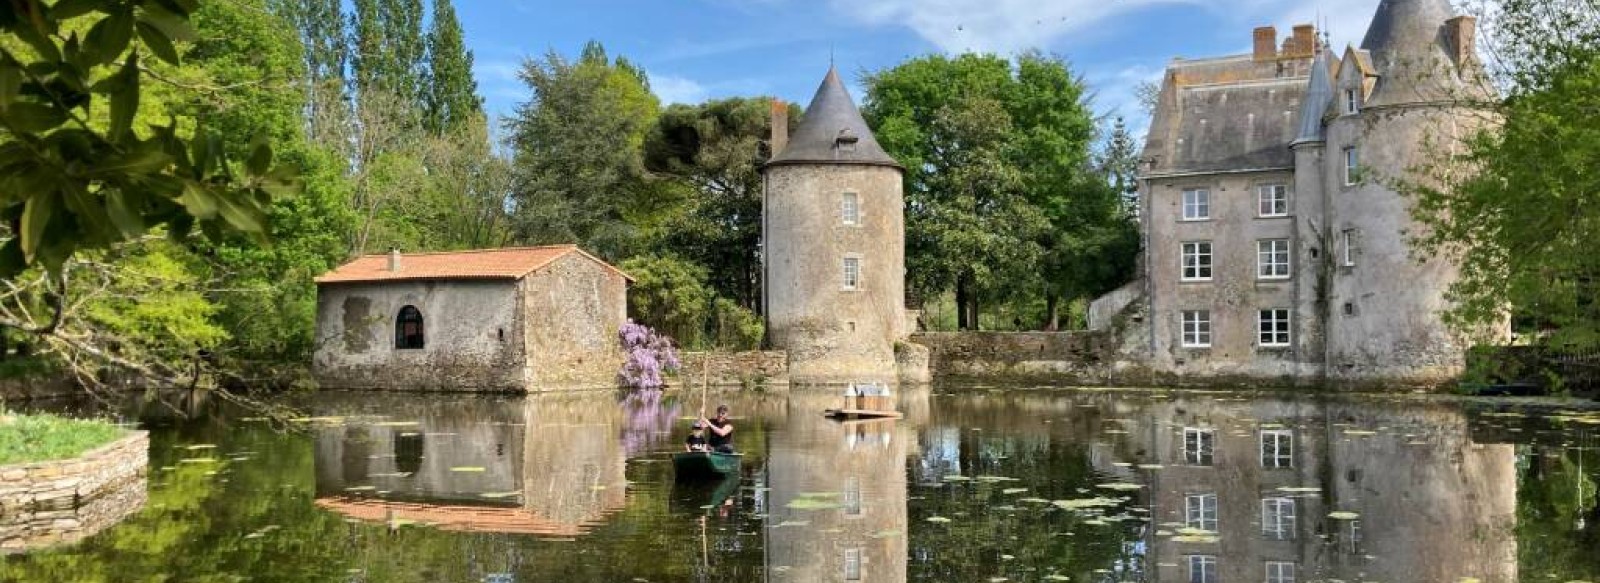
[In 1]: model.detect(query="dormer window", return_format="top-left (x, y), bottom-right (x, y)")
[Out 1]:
top-left (835, 128), bottom-right (859, 154)
top-left (1344, 89), bottom-right (1359, 114)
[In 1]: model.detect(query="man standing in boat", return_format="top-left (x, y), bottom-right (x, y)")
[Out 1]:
top-left (700, 405), bottom-right (734, 453)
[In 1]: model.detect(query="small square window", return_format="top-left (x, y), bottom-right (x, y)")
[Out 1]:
top-left (1181, 311), bottom-right (1211, 348)
top-left (1183, 428), bottom-right (1215, 465)
top-left (1258, 309), bottom-right (1291, 347)
top-left (1261, 429), bottom-right (1294, 468)
top-left (842, 192), bottom-right (860, 225)
top-left (1257, 239), bottom-right (1291, 279)
top-left (842, 257), bottom-right (861, 290)
top-left (1257, 184), bottom-right (1289, 217)
top-left (1266, 561), bottom-right (1297, 583)
top-left (1182, 189), bottom-right (1210, 221)
top-left (1187, 555), bottom-right (1218, 583)
top-left (1181, 242), bottom-right (1213, 281)
top-left (1261, 497), bottom-right (1297, 540)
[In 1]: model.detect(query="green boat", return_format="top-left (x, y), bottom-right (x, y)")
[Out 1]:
top-left (672, 451), bottom-right (741, 481)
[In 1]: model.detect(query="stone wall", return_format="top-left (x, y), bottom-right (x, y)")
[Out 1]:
top-left (677, 351), bottom-right (789, 388)
top-left (520, 253), bottom-right (629, 390)
top-left (0, 431), bottom-right (148, 553)
top-left (913, 332), bottom-right (1114, 382)
top-left (0, 378), bottom-right (80, 402)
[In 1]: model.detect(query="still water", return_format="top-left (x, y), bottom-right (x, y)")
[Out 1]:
top-left (2, 385), bottom-right (1597, 582)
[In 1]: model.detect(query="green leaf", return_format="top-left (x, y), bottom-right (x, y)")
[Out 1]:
top-left (51, 0), bottom-right (106, 19)
top-left (106, 52), bottom-right (139, 139)
top-left (245, 136), bottom-right (271, 176)
top-left (62, 183), bottom-right (116, 238)
top-left (214, 192), bottom-right (265, 233)
top-left (105, 189), bottom-right (144, 236)
top-left (177, 181), bottom-right (218, 218)
top-left (94, 144), bottom-right (171, 175)
top-left (135, 21), bottom-right (179, 65)
top-left (13, 1), bottom-right (62, 62)
top-left (84, 9), bottom-right (134, 65)
top-left (4, 102), bottom-right (69, 133)
top-left (136, 4), bottom-right (196, 42)
top-left (0, 61), bottom-right (21, 109)
top-left (149, 0), bottom-right (199, 17)
top-left (20, 191), bottom-right (58, 263)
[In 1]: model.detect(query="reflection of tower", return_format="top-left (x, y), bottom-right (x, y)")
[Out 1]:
top-left (765, 390), bottom-right (916, 582)
top-left (762, 67), bottom-right (908, 385)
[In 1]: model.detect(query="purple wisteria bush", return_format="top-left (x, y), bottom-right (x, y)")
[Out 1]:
top-left (618, 319), bottom-right (681, 391)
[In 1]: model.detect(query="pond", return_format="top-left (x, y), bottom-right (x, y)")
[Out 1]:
top-left (1, 385), bottom-right (1597, 582)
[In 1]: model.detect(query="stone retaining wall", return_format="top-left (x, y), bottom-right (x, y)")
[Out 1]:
top-left (911, 331), bottom-right (1115, 382)
top-left (0, 431), bottom-right (148, 511)
top-left (676, 351), bottom-right (790, 388)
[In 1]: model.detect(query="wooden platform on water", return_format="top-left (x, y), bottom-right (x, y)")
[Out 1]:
top-left (823, 408), bottom-right (904, 420)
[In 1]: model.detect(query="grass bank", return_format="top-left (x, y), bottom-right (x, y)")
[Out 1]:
top-left (0, 412), bottom-right (127, 465)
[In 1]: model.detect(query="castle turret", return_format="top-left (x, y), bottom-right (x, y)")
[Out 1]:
top-left (763, 67), bottom-right (907, 385)
top-left (1322, 0), bottom-right (1502, 383)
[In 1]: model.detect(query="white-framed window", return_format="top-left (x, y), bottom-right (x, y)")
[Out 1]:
top-left (1260, 429), bottom-right (1294, 468)
top-left (1344, 88), bottom-right (1359, 114)
top-left (843, 547), bottom-right (863, 581)
top-left (1261, 497), bottom-right (1297, 540)
top-left (1187, 555), bottom-right (1218, 583)
top-left (1340, 229), bottom-right (1359, 267)
top-left (1257, 184), bottom-right (1289, 217)
top-left (1266, 561), bottom-right (1297, 583)
top-left (1258, 309), bottom-right (1291, 347)
top-left (841, 192), bottom-right (861, 225)
top-left (1342, 519), bottom-right (1363, 554)
top-left (1181, 189), bottom-right (1211, 221)
top-left (1343, 147), bottom-right (1359, 186)
top-left (1257, 239), bottom-right (1291, 279)
top-left (842, 257), bottom-right (861, 290)
top-left (843, 477), bottom-right (863, 516)
top-left (1183, 427), bottom-right (1215, 466)
top-left (1185, 493), bottom-right (1218, 531)
top-left (1181, 310), bottom-right (1212, 348)
top-left (1181, 241), bottom-right (1213, 281)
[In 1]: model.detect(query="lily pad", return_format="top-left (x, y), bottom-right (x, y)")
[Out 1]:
top-left (450, 466), bottom-right (487, 473)
top-left (786, 498), bottom-right (843, 510)
top-left (1328, 511), bottom-right (1361, 520)
top-left (926, 516), bottom-right (953, 523)
top-left (1096, 482), bottom-right (1144, 491)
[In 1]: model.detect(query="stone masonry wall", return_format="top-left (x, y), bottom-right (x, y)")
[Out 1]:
top-left (677, 351), bottom-right (789, 388)
top-left (0, 431), bottom-right (148, 553)
top-left (913, 332), bottom-right (1114, 382)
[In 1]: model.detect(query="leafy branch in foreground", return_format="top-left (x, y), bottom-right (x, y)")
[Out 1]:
top-left (0, 0), bottom-right (298, 284)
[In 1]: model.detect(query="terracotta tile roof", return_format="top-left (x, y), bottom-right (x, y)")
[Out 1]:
top-left (314, 245), bottom-right (632, 284)
top-left (314, 496), bottom-right (621, 537)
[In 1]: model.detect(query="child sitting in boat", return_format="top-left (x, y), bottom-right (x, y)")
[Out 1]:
top-left (684, 421), bottom-right (710, 452)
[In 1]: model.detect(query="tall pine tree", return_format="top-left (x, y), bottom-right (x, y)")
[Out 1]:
top-left (424, 0), bottom-right (482, 134)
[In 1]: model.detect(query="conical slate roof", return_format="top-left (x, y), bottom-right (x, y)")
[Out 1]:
top-left (767, 67), bottom-right (901, 169)
top-left (1359, 0), bottom-right (1462, 106)
top-left (1292, 46), bottom-right (1335, 145)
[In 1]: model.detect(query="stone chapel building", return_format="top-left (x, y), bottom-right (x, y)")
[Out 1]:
top-left (762, 67), bottom-right (912, 385)
top-left (1117, 0), bottom-right (1502, 386)
top-left (313, 245), bottom-right (630, 391)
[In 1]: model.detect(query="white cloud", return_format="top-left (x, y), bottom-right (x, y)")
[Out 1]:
top-left (829, 0), bottom-right (1195, 55)
top-left (649, 73), bottom-right (710, 105)
top-left (1276, 0), bottom-right (1382, 50)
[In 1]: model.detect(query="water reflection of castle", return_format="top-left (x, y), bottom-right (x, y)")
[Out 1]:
top-left (312, 394), bottom-right (627, 537)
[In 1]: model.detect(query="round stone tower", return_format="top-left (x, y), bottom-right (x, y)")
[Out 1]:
top-left (1322, 0), bottom-right (1499, 383)
top-left (762, 67), bottom-right (907, 385)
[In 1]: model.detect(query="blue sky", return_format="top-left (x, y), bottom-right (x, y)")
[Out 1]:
top-left (458, 0), bottom-right (1385, 137)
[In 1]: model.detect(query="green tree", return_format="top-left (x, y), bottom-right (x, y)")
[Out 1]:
top-left (865, 53), bottom-right (1107, 329)
top-left (620, 254), bottom-right (712, 349)
top-left (644, 97), bottom-right (793, 311)
top-left (506, 41), bottom-right (663, 261)
top-left (1408, 0), bottom-right (1600, 351)
top-left (423, 0), bottom-right (480, 134)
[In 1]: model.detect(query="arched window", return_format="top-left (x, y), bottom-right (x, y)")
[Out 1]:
top-left (395, 305), bottom-right (424, 349)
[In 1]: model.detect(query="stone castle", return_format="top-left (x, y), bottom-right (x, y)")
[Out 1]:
top-left (1104, 0), bottom-right (1503, 386)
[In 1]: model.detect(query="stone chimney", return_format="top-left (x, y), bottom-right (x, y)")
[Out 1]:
top-left (388, 248), bottom-right (401, 272)
top-left (1284, 24), bottom-right (1317, 58)
top-left (770, 99), bottom-right (789, 157)
top-left (1253, 26), bottom-right (1279, 61)
top-left (1444, 15), bottom-right (1477, 68)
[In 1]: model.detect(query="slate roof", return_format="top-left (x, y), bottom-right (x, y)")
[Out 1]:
top-left (1293, 47), bottom-right (1336, 145)
top-left (767, 66), bottom-right (901, 169)
top-left (1143, 57), bottom-right (1309, 176)
top-left (315, 245), bottom-right (632, 284)
top-left (1360, 0), bottom-right (1478, 107)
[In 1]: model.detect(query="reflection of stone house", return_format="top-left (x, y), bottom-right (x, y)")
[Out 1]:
top-left (312, 393), bottom-right (628, 537)
top-left (1105, 0), bottom-right (1505, 385)
top-left (313, 245), bottom-right (630, 391)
